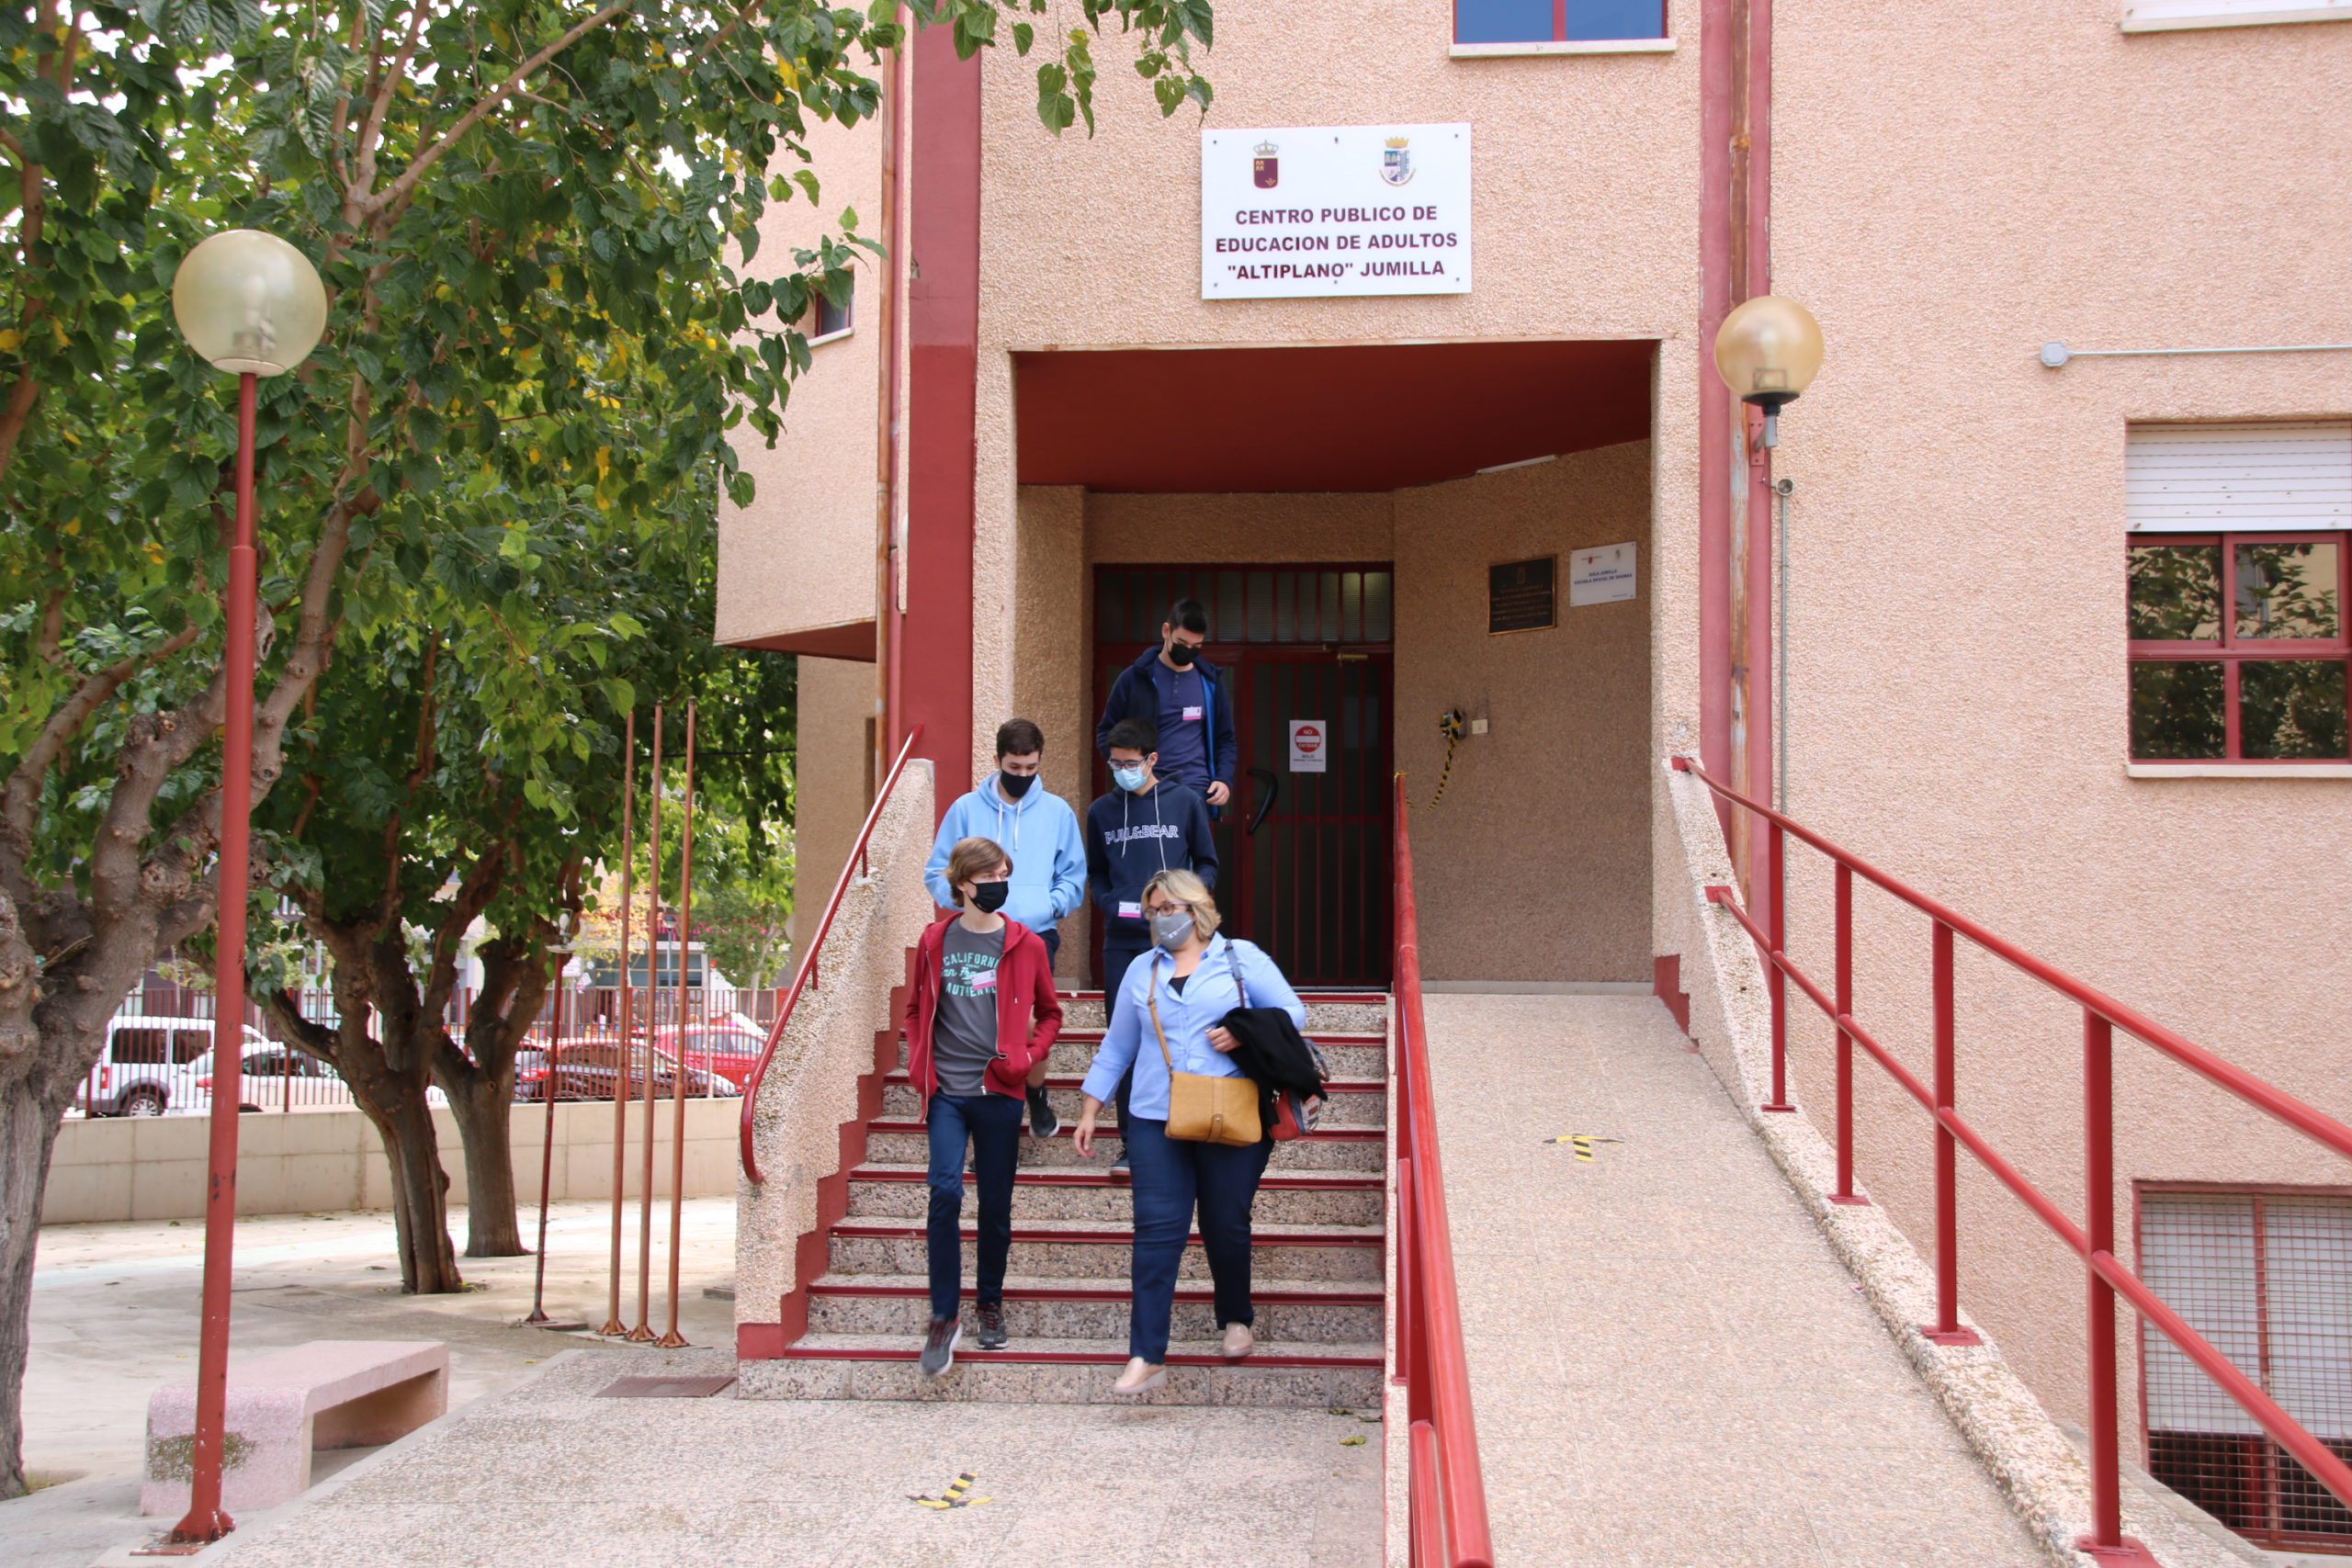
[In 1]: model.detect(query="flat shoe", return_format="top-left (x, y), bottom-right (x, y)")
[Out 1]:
top-left (1222, 1324), bottom-right (1255, 1362)
top-left (1113, 1359), bottom-right (1167, 1395)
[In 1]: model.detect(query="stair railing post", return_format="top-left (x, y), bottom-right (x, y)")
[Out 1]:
top-left (1830, 862), bottom-right (1865, 1204)
top-left (2082, 1008), bottom-right (2129, 1552)
top-left (1923, 919), bottom-right (1976, 1345)
top-left (1761, 819), bottom-right (1794, 1111)
top-left (1395, 1154), bottom-right (1416, 1393)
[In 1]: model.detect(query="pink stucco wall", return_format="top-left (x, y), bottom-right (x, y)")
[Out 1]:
top-left (1769, 1), bottom-right (2352, 1450)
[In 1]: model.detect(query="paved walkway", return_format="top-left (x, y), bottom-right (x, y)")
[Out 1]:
top-left (1426, 993), bottom-right (2045, 1566)
top-left (201, 1348), bottom-right (1383, 1568)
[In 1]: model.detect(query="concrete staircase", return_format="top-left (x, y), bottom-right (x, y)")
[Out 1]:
top-left (736, 989), bottom-right (1389, 1406)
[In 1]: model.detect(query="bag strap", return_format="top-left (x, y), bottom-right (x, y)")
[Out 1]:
top-left (1225, 939), bottom-right (1250, 1009)
top-left (1146, 964), bottom-right (1175, 1070)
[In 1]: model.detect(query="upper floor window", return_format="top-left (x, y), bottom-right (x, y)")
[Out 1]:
top-left (2126, 423), bottom-right (2351, 764)
top-left (812, 283), bottom-right (854, 344)
top-left (1454, 0), bottom-right (1668, 46)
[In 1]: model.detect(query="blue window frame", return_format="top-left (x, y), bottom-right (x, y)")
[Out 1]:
top-left (1455, 0), bottom-right (1667, 44)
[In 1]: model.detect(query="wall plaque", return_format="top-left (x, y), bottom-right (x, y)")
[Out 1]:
top-left (1201, 123), bottom-right (1472, 299)
top-left (1487, 557), bottom-right (1555, 635)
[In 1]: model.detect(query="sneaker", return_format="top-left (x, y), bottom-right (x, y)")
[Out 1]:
top-left (1025, 1085), bottom-right (1060, 1138)
top-left (975, 1301), bottom-right (1008, 1350)
top-left (920, 1316), bottom-right (960, 1377)
top-left (1111, 1146), bottom-right (1130, 1174)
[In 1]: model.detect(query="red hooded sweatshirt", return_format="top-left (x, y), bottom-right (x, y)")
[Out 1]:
top-left (902, 914), bottom-right (1063, 1112)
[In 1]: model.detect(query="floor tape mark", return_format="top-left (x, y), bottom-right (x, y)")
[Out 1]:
top-left (910, 1471), bottom-right (991, 1509)
top-left (1543, 1134), bottom-right (1623, 1163)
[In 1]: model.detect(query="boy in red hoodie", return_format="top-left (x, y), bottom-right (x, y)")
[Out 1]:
top-left (903, 837), bottom-right (1063, 1376)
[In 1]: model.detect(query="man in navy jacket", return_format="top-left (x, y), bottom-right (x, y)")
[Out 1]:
top-left (1093, 598), bottom-right (1236, 810)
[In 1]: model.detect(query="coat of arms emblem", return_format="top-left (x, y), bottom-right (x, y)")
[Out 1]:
top-left (1252, 141), bottom-right (1279, 189)
top-left (1381, 136), bottom-right (1414, 187)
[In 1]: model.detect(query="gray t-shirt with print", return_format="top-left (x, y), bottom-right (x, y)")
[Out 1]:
top-left (934, 921), bottom-right (1005, 1098)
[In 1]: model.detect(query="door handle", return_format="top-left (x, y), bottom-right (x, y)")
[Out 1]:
top-left (1245, 767), bottom-right (1279, 836)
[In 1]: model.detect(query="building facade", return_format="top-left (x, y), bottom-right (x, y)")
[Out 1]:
top-left (718, 1), bottom-right (2352, 1548)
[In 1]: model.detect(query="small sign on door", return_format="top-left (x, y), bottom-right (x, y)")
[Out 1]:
top-left (1288, 719), bottom-right (1329, 773)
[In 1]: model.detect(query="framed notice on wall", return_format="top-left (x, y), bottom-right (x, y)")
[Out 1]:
top-left (1487, 557), bottom-right (1555, 635)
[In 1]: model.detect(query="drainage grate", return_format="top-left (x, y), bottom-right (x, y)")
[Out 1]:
top-left (595, 1375), bottom-right (737, 1399)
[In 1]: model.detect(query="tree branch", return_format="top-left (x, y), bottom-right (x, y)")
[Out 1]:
top-left (0, 620), bottom-right (207, 859)
top-left (368, 0), bottom-right (639, 220)
top-left (350, 0), bottom-right (432, 206)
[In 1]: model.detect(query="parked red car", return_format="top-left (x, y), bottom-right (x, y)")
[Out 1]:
top-left (513, 1038), bottom-right (739, 1103)
top-left (673, 1022), bottom-right (770, 1089)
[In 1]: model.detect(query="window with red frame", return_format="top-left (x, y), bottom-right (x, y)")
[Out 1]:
top-left (2128, 535), bottom-right (2349, 761)
top-left (2140, 1190), bottom-right (2352, 1553)
top-left (1454, 0), bottom-right (1667, 45)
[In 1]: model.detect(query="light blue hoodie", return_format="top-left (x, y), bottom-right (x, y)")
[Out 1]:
top-left (922, 777), bottom-right (1087, 934)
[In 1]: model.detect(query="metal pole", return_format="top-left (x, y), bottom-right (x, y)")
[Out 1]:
top-left (1761, 820), bottom-right (1793, 1111)
top-left (524, 953), bottom-right (569, 1325)
top-left (2084, 1009), bottom-right (2126, 1548)
top-left (1829, 862), bottom-right (1865, 1205)
top-left (1925, 919), bottom-right (1975, 1344)
top-left (168, 371), bottom-right (259, 1546)
top-left (600, 713), bottom-right (636, 1337)
top-left (628, 707), bottom-right (662, 1342)
top-left (657, 703), bottom-right (696, 1348)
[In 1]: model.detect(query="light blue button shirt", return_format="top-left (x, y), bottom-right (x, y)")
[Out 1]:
top-left (1080, 934), bottom-right (1306, 1121)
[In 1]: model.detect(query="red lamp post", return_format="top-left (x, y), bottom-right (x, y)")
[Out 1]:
top-left (164, 229), bottom-right (327, 1545)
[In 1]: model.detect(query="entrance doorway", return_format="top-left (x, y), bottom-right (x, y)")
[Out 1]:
top-left (1092, 564), bottom-right (1394, 987)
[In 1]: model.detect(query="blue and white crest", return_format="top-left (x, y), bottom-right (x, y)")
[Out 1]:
top-left (1380, 137), bottom-right (1414, 187)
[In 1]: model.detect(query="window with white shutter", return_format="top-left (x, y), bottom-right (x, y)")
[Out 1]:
top-left (2140, 1190), bottom-right (2352, 1551)
top-left (2121, 1), bottom-right (2352, 34)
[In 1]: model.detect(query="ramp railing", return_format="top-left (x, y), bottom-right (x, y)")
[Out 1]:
top-left (1674, 753), bottom-right (2352, 1562)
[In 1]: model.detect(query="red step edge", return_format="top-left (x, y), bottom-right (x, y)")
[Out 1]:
top-left (1057, 989), bottom-right (1387, 1006)
top-left (881, 1071), bottom-right (1385, 1093)
top-left (775, 1345), bottom-right (1381, 1368)
top-left (846, 1165), bottom-right (1379, 1190)
top-left (806, 1280), bottom-right (1382, 1304)
top-left (829, 1220), bottom-right (1382, 1247)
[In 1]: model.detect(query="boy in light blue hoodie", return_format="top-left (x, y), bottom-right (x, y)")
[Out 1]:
top-left (923, 718), bottom-right (1087, 1137)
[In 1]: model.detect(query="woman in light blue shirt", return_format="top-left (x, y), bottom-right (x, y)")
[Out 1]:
top-left (1072, 867), bottom-right (1306, 1394)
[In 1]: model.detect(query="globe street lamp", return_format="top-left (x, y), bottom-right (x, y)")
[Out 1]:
top-left (1713, 294), bottom-right (1824, 450)
top-left (165, 228), bottom-right (326, 1546)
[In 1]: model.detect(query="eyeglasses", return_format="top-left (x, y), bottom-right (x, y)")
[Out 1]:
top-left (1144, 900), bottom-right (1193, 916)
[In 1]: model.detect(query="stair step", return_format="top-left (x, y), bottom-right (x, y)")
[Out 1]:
top-left (879, 1076), bottom-right (1388, 1126)
top-left (843, 1164), bottom-right (1383, 1226)
top-left (827, 1218), bottom-right (1385, 1282)
top-left (739, 1334), bottom-right (1385, 1407)
top-left (1039, 1032), bottom-right (1387, 1077)
top-left (862, 1120), bottom-right (1385, 1171)
top-left (803, 1274), bottom-right (1383, 1342)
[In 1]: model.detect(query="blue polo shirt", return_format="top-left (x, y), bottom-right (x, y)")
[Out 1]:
top-left (1151, 660), bottom-right (1211, 793)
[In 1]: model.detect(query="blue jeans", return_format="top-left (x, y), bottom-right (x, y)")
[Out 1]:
top-left (1123, 1117), bottom-right (1272, 1362)
top-left (926, 1092), bottom-right (1023, 1321)
top-left (1100, 937), bottom-right (1149, 1131)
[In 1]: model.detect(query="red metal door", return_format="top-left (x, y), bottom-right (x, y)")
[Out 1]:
top-left (1091, 564), bottom-right (1393, 987)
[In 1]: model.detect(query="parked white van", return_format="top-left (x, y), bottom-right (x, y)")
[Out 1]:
top-left (74, 1016), bottom-right (272, 1117)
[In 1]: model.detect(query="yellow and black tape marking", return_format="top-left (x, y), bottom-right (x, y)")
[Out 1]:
top-left (1543, 1134), bottom-right (1622, 1163)
top-left (910, 1472), bottom-right (991, 1510)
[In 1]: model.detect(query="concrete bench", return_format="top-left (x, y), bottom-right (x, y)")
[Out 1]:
top-left (141, 1339), bottom-right (448, 1517)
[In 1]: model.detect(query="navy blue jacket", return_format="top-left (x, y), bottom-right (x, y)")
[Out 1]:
top-left (1094, 647), bottom-right (1238, 790)
top-left (1085, 778), bottom-right (1218, 945)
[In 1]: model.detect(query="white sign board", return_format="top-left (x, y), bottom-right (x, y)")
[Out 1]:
top-left (1202, 123), bottom-right (1472, 300)
top-left (1288, 719), bottom-right (1329, 773)
top-left (1568, 543), bottom-right (1638, 606)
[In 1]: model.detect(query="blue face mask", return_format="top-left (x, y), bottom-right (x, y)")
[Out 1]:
top-left (1112, 763), bottom-right (1148, 794)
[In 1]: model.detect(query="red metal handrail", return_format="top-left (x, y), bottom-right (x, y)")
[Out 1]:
top-left (1392, 776), bottom-right (1494, 1568)
top-left (741, 726), bottom-right (924, 1183)
top-left (1674, 754), bottom-right (2352, 1560)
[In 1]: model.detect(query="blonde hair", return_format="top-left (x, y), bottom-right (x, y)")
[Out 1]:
top-left (1143, 867), bottom-right (1221, 942)
top-left (945, 837), bottom-right (1012, 907)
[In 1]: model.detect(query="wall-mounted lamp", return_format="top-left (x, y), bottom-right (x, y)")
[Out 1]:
top-left (1713, 295), bottom-right (1825, 450)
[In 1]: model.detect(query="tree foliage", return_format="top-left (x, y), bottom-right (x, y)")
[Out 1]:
top-left (0, 0), bottom-right (1216, 1501)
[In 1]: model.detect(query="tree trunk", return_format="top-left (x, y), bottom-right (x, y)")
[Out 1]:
top-left (446, 1077), bottom-right (524, 1258)
top-left (0, 1085), bottom-right (63, 1500)
top-left (361, 1094), bottom-right (461, 1295)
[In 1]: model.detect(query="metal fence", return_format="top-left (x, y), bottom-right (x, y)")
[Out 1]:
top-left (77, 981), bottom-right (786, 1118)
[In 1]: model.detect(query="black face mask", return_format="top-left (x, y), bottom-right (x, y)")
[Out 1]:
top-left (968, 880), bottom-right (1009, 914)
top-left (1000, 771), bottom-right (1036, 799)
top-left (1165, 641), bottom-right (1199, 667)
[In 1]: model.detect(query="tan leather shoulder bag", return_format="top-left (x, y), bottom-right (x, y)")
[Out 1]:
top-left (1148, 963), bottom-right (1261, 1147)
